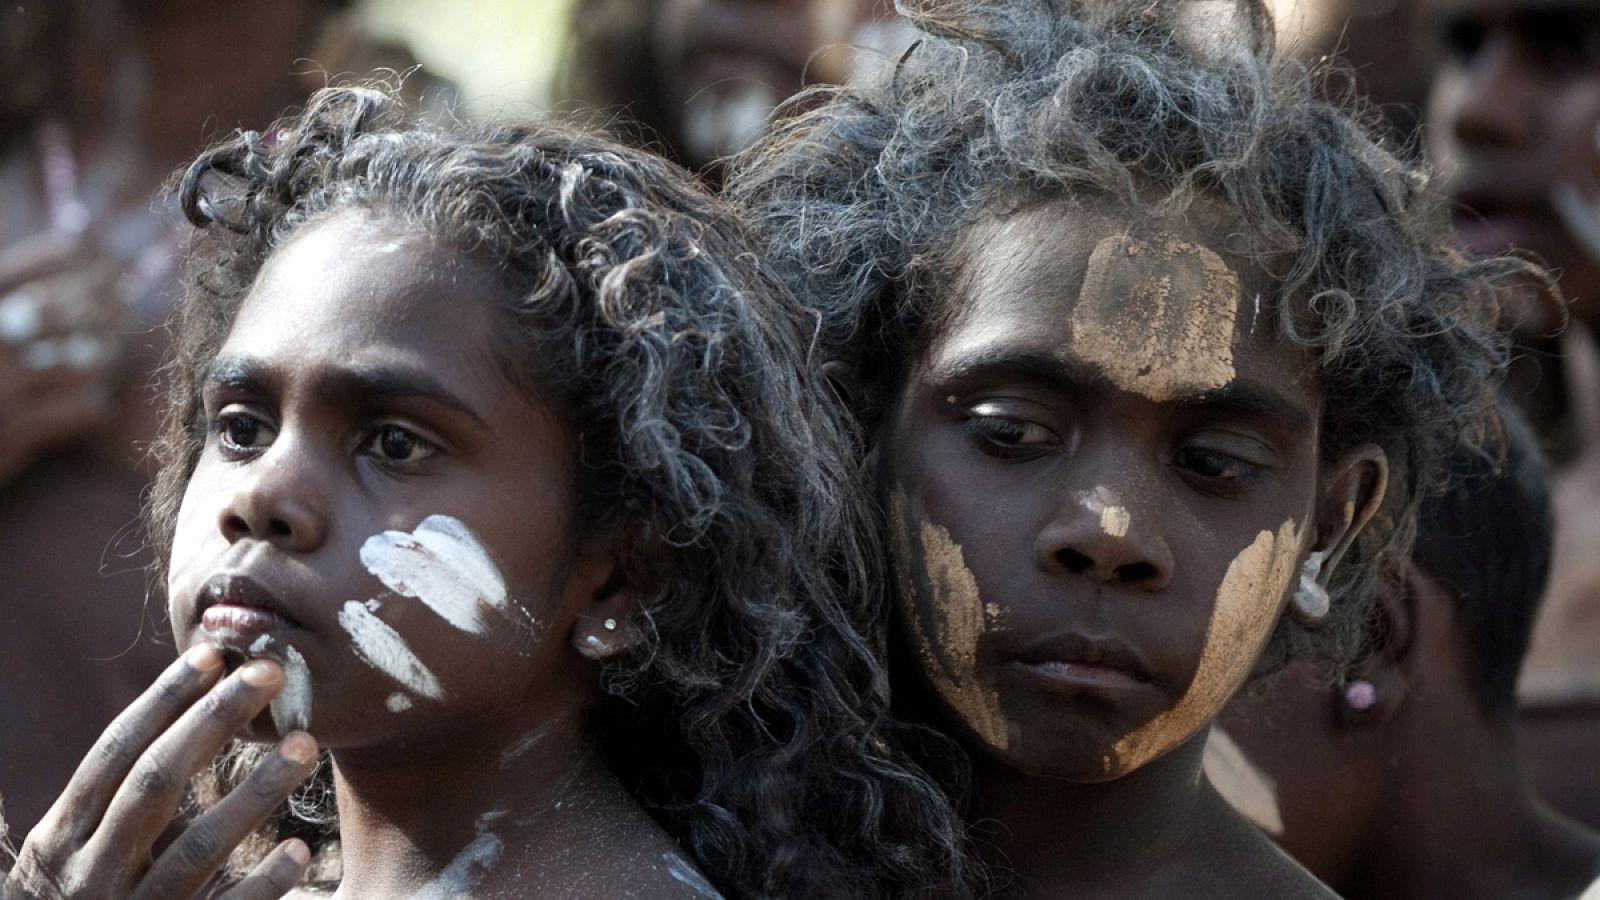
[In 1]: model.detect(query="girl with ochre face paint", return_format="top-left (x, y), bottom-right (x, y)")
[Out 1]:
top-left (0, 87), bottom-right (970, 899)
top-left (730, 0), bottom-right (1532, 896)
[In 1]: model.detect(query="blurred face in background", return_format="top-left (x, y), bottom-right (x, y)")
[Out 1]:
top-left (1427, 0), bottom-right (1600, 325)
top-left (651, 0), bottom-right (909, 168)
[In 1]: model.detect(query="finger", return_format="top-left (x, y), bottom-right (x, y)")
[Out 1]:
top-left (214, 839), bottom-right (313, 900)
top-left (0, 231), bottom-right (83, 288)
top-left (132, 735), bottom-right (318, 900)
top-left (30, 645), bottom-right (225, 844)
top-left (95, 660), bottom-right (286, 854)
top-left (1559, 321), bottom-right (1600, 451)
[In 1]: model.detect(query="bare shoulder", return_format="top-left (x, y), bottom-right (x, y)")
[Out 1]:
top-left (1176, 789), bottom-right (1339, 900)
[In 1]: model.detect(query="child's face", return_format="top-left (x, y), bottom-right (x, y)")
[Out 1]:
top-left (879, 200), bottom-right (1366, 781)
top-left (167, 211), bottom-right (608, 747)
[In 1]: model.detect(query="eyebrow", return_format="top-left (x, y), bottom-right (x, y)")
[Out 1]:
top-left (205, 355), bottom-right (491, 430)
top-left (928, 347), bottom-right (1313, 431)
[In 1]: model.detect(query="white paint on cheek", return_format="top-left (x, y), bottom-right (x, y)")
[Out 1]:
top-left (385, 692), bottom-right (413, 713)
top-left (664, 852), bottom-right (725, 899)
top-left (412, 811), bottom-right (505, 900)
top-left (360, 514), bottom-right (509, 634)
top-left (1204, 727), bottom-right (1284, 836)
top-left (270, 645), bottom-right (312, 734)
top-left (338, 601), bottom-right (446, 701)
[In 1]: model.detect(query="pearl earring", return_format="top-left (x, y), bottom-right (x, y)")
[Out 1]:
top-left (1291, 550), bottom-right (1330, 621)
top-left (603, 618), bottom-right (617, 631)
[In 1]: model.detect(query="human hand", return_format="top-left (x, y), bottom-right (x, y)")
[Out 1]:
top-left (0, 231), bottom-right (130, 485)
top-left (1522, 323), bottom-right (1600, 700)
top-left (2, 645), bottom-right (320, 900)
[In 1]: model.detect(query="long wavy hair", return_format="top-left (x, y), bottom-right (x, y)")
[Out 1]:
top-left (150, 86), bottom-right (971, 899)
top-left (729, 0), bottom-right (1538, 679)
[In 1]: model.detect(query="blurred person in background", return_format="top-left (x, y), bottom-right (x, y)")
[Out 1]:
top-left (0, 0), bottom-right (445, 842)
top-left (554, 0), bottom-right (911, 183)
top-left (1425, 0), bottom-right (1600, 829)
top-left (1210, 407), bottom-right (1600, 900)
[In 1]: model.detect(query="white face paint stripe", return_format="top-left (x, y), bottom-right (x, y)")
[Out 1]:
top-left (338, 601), bottom-right (446, 701)
top-left (269, 645), bottom-right (313, 734)
top-left (360, 514), bottom-right (509, 634)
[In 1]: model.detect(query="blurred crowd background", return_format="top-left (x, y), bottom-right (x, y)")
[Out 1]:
top-left (2, 0), bottom-right (1598, 864)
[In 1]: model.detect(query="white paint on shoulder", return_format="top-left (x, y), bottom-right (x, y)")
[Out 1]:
top-left (664, 852), bottom-right (724, 899)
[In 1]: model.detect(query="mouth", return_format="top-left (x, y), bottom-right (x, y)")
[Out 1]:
top-left (1008, 632), bottom-right (1154, 693)
top-left (1450, 190), bottom-right (1557, 256)
top-left (197, 572), bottom-right (304, 654)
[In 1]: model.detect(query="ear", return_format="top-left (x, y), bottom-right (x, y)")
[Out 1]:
top-left (564, 532), bottom-right (665, 663)
top-left (1312, 443), bottom-right (1388, 575)
top-left (1338, 559), bottom-right (1419, 730)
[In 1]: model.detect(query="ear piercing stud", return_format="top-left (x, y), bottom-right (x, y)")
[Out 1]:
top-left (1344, 679), bottom-right (1377, 712)
top-left (1291, 550), bottom-right (1331, 621)
top-left (603, 618), bottom-right (617, 631)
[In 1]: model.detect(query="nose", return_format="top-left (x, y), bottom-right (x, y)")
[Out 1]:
top-left (218, 442), bottom-right (329, 553)
top-left (1448, 33), bottom-right (1539, 151)
top-left (1033, 485), bottom-right (1173, 590)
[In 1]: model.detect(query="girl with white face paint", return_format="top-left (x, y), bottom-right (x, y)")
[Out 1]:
top-left (2, 88), bottom-right (969, 900)
top-left (731, 0), bottom-right (1534, 896)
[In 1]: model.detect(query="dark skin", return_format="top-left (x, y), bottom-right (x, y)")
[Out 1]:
top-left (8, 210), bottom-right (717, 899)
top-left (1215, 560), bottom-right (1600, 899)
top-left (876, 199), bottom-right (1385, 899)
top-left (1426, 0), bottom-right (1600, 829)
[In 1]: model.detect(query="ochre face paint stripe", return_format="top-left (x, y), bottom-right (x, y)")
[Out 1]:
top-left (1107, 518), bottom-right (1300, 774)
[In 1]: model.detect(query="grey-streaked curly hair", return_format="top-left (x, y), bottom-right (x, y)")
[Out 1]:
top-left (150, 86), bottom-right (972, 899)
top-left (729, 0), bottom-right (1538, 679)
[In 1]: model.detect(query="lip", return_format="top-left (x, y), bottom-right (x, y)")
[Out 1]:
top-left (197, 572), bottom-right (303, 649)
top-left (1007, 631), bottom-right (1154, 694)
top-left (1450, 190), bottom-right (1557, 256)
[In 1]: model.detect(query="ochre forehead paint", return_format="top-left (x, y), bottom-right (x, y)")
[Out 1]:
top-left (890, 486), bottom-right (1010, 751)
top-left (1068, 233), bottom-right (1241, 402)
top-left (1107, 518), bottom-right (1301, 774)
top-left (1203, 727), bottom-right (1284, 836)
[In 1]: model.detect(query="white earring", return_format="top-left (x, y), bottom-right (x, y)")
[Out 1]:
top-left (1291, 550), bottom-right (1330, 621)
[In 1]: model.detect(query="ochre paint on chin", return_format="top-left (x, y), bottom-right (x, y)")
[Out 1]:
top-left (1068, 233), bottom-right (1241, 403)
top-left (889, 485), bottom-right (1011, 752)
top-left (1105, 518), bottom-right (1301, 776)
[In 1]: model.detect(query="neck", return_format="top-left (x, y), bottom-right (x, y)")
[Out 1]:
top-left (971, 732), bottom-right (1215, 897)
top-left (328, 707), bottom-right (651, 899)
top-left (1345, 709), bottom-right (1600, 900)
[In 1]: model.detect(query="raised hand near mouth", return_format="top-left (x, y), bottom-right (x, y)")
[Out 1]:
top-left (2, 645), bottom-right (318, 900)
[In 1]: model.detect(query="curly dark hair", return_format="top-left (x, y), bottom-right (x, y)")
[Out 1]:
top-left (728, 0), bottom-right (1539, 678)
top-left (149, 86), bottom-right (971, 899)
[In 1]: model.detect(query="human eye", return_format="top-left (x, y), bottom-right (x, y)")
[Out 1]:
top-left (361, 423), bottom-right (437, 465)
top-left (963, 401), bottom-right (1061, 460)
top-left (1172, 444), bottom-right (1269, 497)
top-left (214, 410), bottom-right (277, 459)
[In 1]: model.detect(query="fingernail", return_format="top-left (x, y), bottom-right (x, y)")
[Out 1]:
top-left (284, 839), bottom-right (310, 865)
top-left (184, 643), bottom-right (223, 672)
top-left (239, 659), bottom-right (280, 686)
top-left (280, 731), bottom-right (317, 765)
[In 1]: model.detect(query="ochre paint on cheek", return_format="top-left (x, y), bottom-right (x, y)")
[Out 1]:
top-left (1106, 518), bottom-right (1301, 775)
top-left (1068, 233), bottom-right (1241, 402)
top-left (889, 486), bottom-right (1010, 752)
